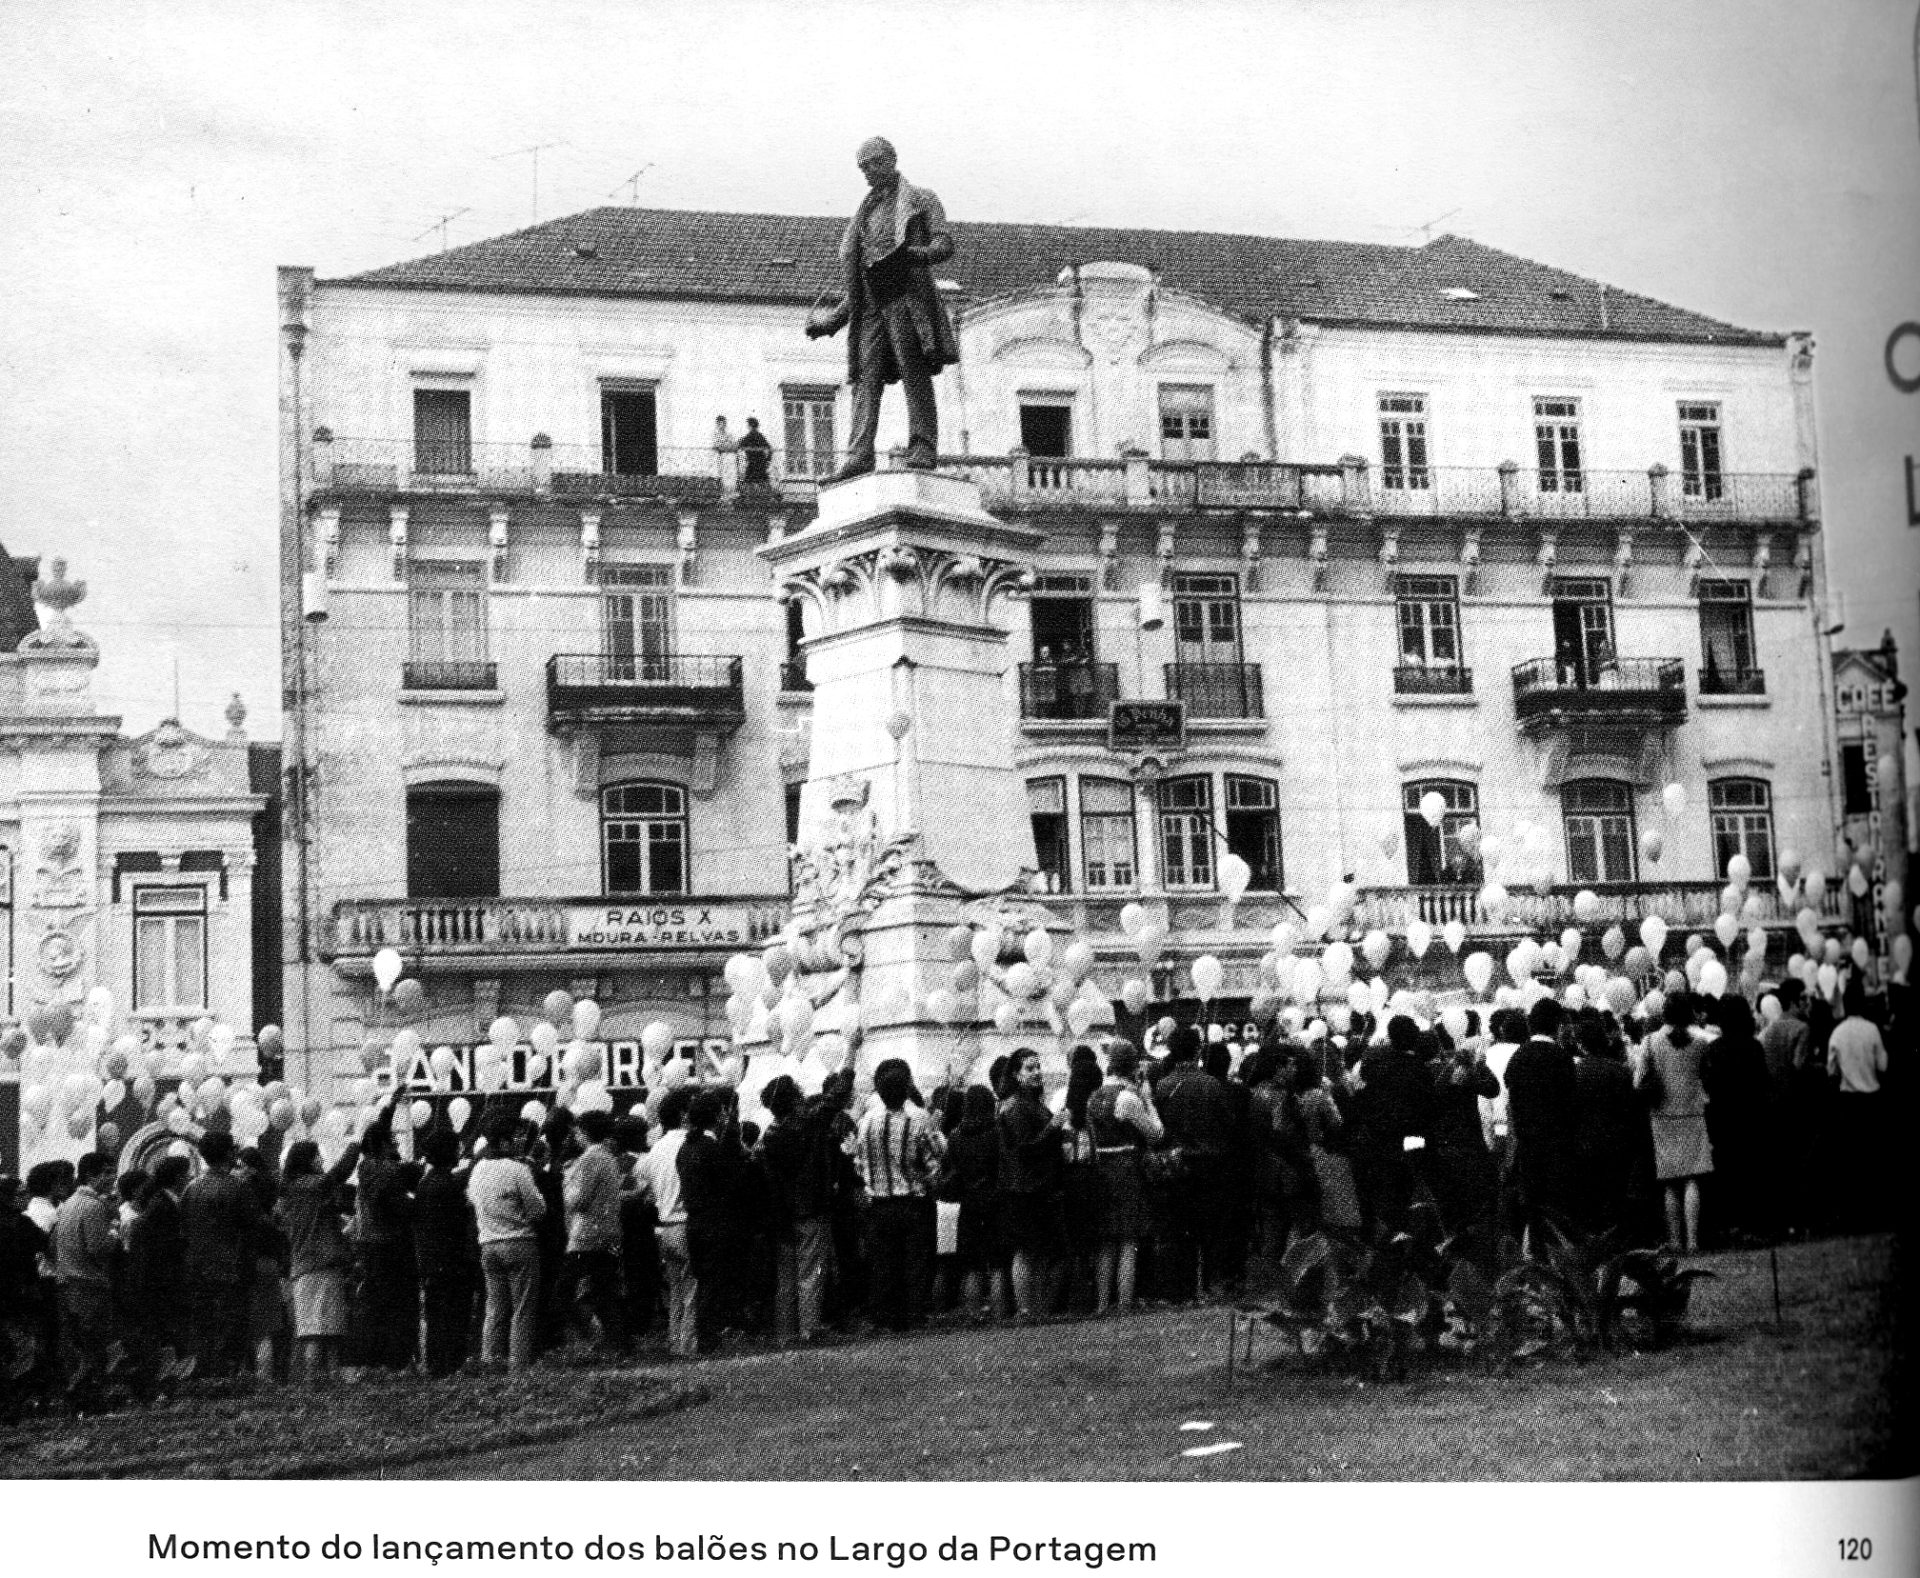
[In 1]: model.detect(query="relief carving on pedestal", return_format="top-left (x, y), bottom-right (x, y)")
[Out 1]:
top-left (33, 825), bottom-right (88, 910)
top-left (788, 775), bottom-right (917, 974)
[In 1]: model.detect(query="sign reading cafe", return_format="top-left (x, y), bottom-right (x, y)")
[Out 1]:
top-left (566, 903), bottom-right (767, 949)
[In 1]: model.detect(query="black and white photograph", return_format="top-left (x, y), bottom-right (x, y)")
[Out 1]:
top-left (0, 0), bottom-right (1914, 1568)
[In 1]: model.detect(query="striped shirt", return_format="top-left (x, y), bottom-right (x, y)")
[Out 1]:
top-left (855, 1104), bottom-right (943, 1199)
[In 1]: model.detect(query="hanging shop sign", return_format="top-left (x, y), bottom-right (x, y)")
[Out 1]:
top-left (1109, 700), bottom-right (1185, 753)
top-left (565, 903), bottom-right (771, 950)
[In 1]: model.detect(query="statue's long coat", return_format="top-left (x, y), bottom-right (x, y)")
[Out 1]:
top-left (833, 179), bottom-right (960, 386)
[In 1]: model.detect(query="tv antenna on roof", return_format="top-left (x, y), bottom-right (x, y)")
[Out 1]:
top-left (412, 208), bottom-right (472, 252)
top-left (1369, 207), bottom-right (1464, 244)
top-left (493, 141), bottom-right (567, 223)
top-left (609, 165), bottom-right (655, 205)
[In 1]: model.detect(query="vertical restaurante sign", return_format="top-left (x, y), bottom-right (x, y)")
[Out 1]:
top-left (566, 903), bottom-right (766, 948)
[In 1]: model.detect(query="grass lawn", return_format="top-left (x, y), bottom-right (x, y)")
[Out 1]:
top-left (384, 1232), bottom-right (1910, 1482)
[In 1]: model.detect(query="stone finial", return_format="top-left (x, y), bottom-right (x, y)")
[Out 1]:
top-left (225, 693), bottom-right (248, 739)
top-left (35, 557), bottom-right (86, 621)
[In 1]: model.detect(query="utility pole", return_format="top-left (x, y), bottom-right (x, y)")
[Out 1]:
top-left (494, 141), bottom-right (566, 223)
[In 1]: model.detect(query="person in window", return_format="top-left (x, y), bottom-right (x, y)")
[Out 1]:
top-left (737, 416), bottom-right (773, 490)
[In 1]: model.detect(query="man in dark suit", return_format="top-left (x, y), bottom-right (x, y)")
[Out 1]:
top-left (1353, 1015), bottom-right (1435, 1236)
top-left (125, 1153), bottom-right (192, 1395)
top-left (179, 1130), bottom-right (261, 1376)
top-left (1504, 997), bottom-right (1581, 1245)
top-left (806, 137), bottom-right (958, 478)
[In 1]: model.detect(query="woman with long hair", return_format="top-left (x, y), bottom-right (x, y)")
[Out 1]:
top-left (1085, 1041), bottom-right (1163, 1314)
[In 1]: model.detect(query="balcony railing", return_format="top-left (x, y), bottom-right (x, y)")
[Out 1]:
top-left (1018, 661), bottom-right (1120, 721)
top-left (1698, 664), bottom-right (1766, 697)
top-left (326, 895), bottom-right (789, 961)
top-left (1165, 662), bottom-right (1264, 719)
top-left (1352, 880), bottom-right (1846, 937)
top-left (1511, 657), bottom-right (1686, 731)
top-left (546, 653), bottom-right (745, 730)
top-left (403, 659), bottom-right (498, 691)
top-left (311, 435), bottom-right (1816, 525)
top-left (1393, 663), bottom-right (1473, 696)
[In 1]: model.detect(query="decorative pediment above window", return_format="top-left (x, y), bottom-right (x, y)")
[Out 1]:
top-left (131, 719), bottom-right (213, 783)
top-left (1138, 339), bottom-right (1234, 373)
top-left (990, 334), bottom-right (1091, 369)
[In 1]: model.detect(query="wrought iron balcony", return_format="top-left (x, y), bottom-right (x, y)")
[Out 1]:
top-left (1698, 664), bottom-right (1766, 697)
top-left (1393, 663), bottom-right (1474, 696)
top-left (402, 659), bottom-right (498, 691)
top-left (1019, 661), bottom-right (1120, 721)
top-left (1511, 657), bottom-right (1685, 733)
top-left (545, 653), bottom-right (745, 731)
top-left (1165, 662), bottom-right (1264, 720)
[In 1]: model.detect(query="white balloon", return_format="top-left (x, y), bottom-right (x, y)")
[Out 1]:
top-left (1361, 930), bottom-right (1392, 972)
top-left (1345, 980), bottom-right (1371, 1014)
top-left (641, 1020), bottom-right (675, 1060)
top-left (1640, 828), bottom-right (1664, 865)
top-left (1291, 957), bottom-right (1323, 1005)
top-left (572, 999), bottom-right (602, 1041)
top-left (1463, 951), bottom-right (1494, 996)
top-left (1406, 919), bottom-right (1433, 959)
top-left (970, 927), bottom-right (1004, 973)
top-left (1662, 783), bottom-right (1687, 818)
top-left (1191, 954), bottom-right (1225, 1003)
top-left (1118, 903), bottom-right (1146, 938)
top-left (1320, 941), bottom-right (1354, 987)
top-left (1219, 853), bottom-right (1253, 903)
top-left (1134, 922), bottom-right (1168, 967)
top-left (1698, 959), bottom-right (1729, 999)
top-left (926, 988), bottom-right (959, 1024)
top-left (1560, 927), bottom-right (1583, 963)
top-left (1419, 790), bottom-right (1447, 829)
top-left (487, 1016), bottom-right (519, 1054)
top-left (1120, 977), bottom-right (1152, 1015)
top-left (1572, 888), bottom-right (1601, 922)
top-left (1270, 921), bottom-right (1299, 956)
top-left (1713, 913), bottom-right (1740, 948)
top-left (1442, 919), bottom-right (1468, 955)
top-left (1639, 915), bottom-right (1669, 957)
top-left (373, 948), bottom-right (405, 992)
top-left (1023, 927), bottom-right (1055, 968)
top-left (1478, 882), bottom-right (1509, 919)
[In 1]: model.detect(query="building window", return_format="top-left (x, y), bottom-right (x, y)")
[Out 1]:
top-left (1379, 394), bottom-right (1431, 490)
top-left (1561, 779), bottom-right (1636, 885)
top-left (1029, 778), bottom-right (1070, 894)
top-left (1019, 401), bottom-right (1072, 458)
top-left (1159, 775), bottom-right (1215, 890)
top-left (1402, 780), bottom-right (1483, 885)
top-left (406, 783), bottom-right (501, 900)
top-left (1030, 575), bottom-right (1095, 664)
top-left (1697, 580), bottom-right (1758, 693)
top-left (1172, 573), bottom-right (1241, 663)
top-left (1533, 396), bottom-right (1584, 493)
top-left (1159, 385), bottom-right (1216, 462)
top-left (407, 561), bottom-right (488, 685)
top-left (1397, 574), bottom-right (1461, 669)
top-left (1224, 775), bottom-right (1283, 891)
top-left (782, 387), bottom-right (837, 478)
top-left (603, 781), bottom-right (688, 895)
top-left (1841, 742), bottom-right (1873, 815)
top-left (133, 885), bottom-right (207, 1010)
top-left (413, 388), bottom-right (472, 476)
top-left (602, 563), bottom-right (673, 682)
top-left (1709, 778), bottom-right (1775, 881)
top-left (1080, 777), bottom-right (1137, 891)
top-left (601, 386), bottom-right (658, 477)
top-left (1550, 576), bottom-right (1615, 685)
top-left (784, 782), bottom-right (803, 849)
top-left (1678, 401), bottom-right (1724, 500)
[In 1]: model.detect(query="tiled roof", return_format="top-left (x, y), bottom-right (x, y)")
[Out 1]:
top-left (0, 545), bottom-right (40, 653)
top-left (333, 207), bottom-right (1781, 346)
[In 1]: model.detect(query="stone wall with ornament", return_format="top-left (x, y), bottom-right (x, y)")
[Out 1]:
top-left (0, 556), bottom-right (267, 1174)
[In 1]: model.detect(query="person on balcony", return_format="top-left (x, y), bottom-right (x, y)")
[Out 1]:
top-left (805, 137), bottom-right (957, 479)
top-left (737, 417), bottom-right (773, 490)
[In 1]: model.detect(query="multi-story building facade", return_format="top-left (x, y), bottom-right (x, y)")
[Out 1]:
top-left (277, 209), bottom-right (1844, 1096)
top-left (0, 547), bottom-right (268, 1174)
top-left (1831, 633), bottom-right (1910, 976)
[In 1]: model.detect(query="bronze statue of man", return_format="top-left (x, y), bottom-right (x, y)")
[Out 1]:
top-left (806, 137), bottom-right (957, 480)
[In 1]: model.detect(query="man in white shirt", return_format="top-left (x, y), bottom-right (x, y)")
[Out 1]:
top-left (635, 1087), bottom-right (699, 1358)
top-left (466, 1116), bottom-right (546, 1372)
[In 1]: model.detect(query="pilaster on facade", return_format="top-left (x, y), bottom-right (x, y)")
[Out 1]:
top-left (1613, 525), bottom-right (1634, 594)
top-left (1241, 514), bottom-right (1264, 592)
top-left (580, 509), bottom-right (602, 581)
top-left (1377, 520), bottom-right (1400, 588)
top-left (1460, 525), bottom-right (1483, 595)
top-left (1097, 520), bottom-right (1121, 591)
top-left (1155, 520), bottom-right (1177, 588)
top-left (487, 505), bottom-right (510, 583)
top-left (1536, 524), bottom-right (1558, 593)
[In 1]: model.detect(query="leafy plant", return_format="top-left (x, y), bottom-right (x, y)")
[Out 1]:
top-left (1261, 1230), bottom-right (1435, 1381)
top-left (1491, 1217), bottom-right (1715, 1363)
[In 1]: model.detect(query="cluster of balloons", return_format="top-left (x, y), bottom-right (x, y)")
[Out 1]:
top-left (930, 922), bottom-right (1111, 1040)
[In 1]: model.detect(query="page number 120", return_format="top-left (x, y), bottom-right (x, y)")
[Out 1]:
top-left (1838, 1538), bottom-right (1873, 1561)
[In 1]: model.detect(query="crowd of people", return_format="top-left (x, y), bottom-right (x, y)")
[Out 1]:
top-left (0, 970), bottom-right (1906, 1421)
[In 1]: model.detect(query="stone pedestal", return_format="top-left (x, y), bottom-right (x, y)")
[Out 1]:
top-left (760, 471), bottom-right (1061, 1086)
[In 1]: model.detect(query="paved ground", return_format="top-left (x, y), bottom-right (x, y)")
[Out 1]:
top-left (370, 1234), bottom-right (1909, 1482)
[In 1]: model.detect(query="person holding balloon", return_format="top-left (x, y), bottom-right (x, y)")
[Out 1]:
top-left (278, 1135), bottom-right (364, 1384)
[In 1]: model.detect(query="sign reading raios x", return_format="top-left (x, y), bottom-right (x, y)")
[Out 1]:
top-left (565, 904), bottom-right (767, 949)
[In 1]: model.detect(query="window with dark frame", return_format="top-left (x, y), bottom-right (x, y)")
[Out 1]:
top-left (782, 387), bottom-right (838, 478)
top-left (1158, 385), bottom-right (1216, 463)
top-left (1028, 778), bottom-right (1070, 894)
top-left (1708, 778), bottom-right (1775, 882)
top-left (1379, 393), bottom-right (1431, 490)
top-left (406, 783), bottom-right (501, 900)
top-left (1159, 774), bottom-right (1215, 890)
top-left (1697, 580), bottom-right (1758, 693)
top-left (1402, 780), bottom-right (1484, 886)
top-left (1397, 574), bottom-right (1462, 668)
top-left (1679, 401), bottom-right (1725, 501)
top-left (1533, 396), bottom-right (1584, 493)
top-left (1019, 402), bottom-right (1073, 458)
top-left (602, 563), bottom-right (673, 683)
top-left (603, 781), bottom-right (688, 896)
top-left (413, 388), bottom-right (472, 476)
top-left (1561, 779), bottom-right (1636, 885)
top-left (133, 885), bottom-right (208, 1010)
top-left (1079, 777), bottom-right (1137, 891)
top-left (601, 386), bottom-right (659, 477)
top-left (407, 561), bottom-right (488, 686)
top-left (1224, 775), bottom-right (1283, 891)
top-left (1840, 742), bottom-right (1873, 815)
top-left (1550, 576), bottom-right (1616, 685)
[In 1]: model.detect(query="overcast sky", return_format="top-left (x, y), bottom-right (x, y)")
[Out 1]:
top-left (1, 0), bottom-right (1914, 739)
